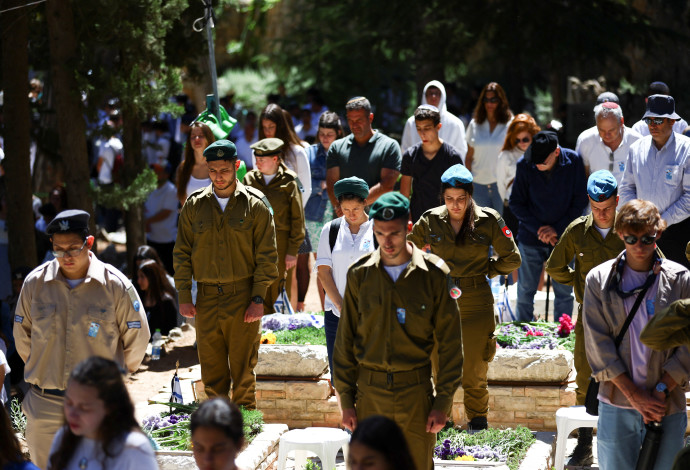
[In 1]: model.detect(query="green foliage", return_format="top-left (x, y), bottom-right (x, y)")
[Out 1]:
top-left (217, 67), bottom-right (277, 113)
top-left (10, 397), bottom-right (27, 437)
top-left (242, 407), bottom-right (264, 441)
top-left (437, 426), bottom-right (536, 470)
top-left (89, 168), bottom-right (157, 210)
top-left (523, 87), bottom-right (553, 129)
top-left (272, 326), bottom-right (327, 346)
top-left (303, 460), bottom-right (322, 470)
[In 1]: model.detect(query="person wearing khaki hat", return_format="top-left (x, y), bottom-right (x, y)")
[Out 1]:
top-left (619, 94), bottom-right (690, 269)
top-left (173, 139), bottom-right (279, 408)
top-left (243, 138), bottom-right (305, 315)
top-left (333, 191), bottom-right (463, 470)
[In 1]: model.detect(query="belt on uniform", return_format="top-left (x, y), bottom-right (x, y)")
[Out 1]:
top-left (358, 364), bottom-right (431, 389)
top-left (453, 275), bottom-right (488, 289)
top-left (198, 279), bottom-right (251, 295)
top-left (31, 384), bottom-right (65, 397)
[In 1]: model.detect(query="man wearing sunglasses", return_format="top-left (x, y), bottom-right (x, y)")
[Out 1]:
top-left (12, 209), bottom-right (150, 469)
top-left (631, 81), bottom-right (688, 138)
top-left (583, 199), bottom-right (690, 470)
top-left (619, 94), bottom-right (690, 269)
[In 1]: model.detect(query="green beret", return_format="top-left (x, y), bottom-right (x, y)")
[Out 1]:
top-left (334, 176), bottom-right (369, 200)
top-left (251, 138), bottom-right (284, 157)
top-left (204, 139), bottom-right (238, 162)
top-left (46, 209), bottom-right (90, 236)
top-left (369, 192), bottom-right (409, 221)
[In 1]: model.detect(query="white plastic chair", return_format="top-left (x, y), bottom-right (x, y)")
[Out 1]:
top-left (554, 406), bottom-right (598, 469)
top-left (277, 427), bottom-right (350, 470)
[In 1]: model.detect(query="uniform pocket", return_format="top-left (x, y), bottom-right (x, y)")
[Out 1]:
top-left (31, 303), bottom-right (56, 341)
top-left (664, 165), bottom-right (681, 186)
top-left (193, 217), bottom-right (213, 233)
top-left (86, 306), bottom-right (117, 346)
top-left (228, 217), bottom-right (253, 231)
top-left (483, 334), bottom-right (497, 362)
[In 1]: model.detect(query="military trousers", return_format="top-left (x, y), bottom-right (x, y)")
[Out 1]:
top-left (456, 277), bottom-right (496, 421)
top-left (264, 229), bottom-right (294, 315)
top-left (356, 366), bottom-right (436, 470)
top-left (573, 304), bottom-right (591, 406)
top-left (196, 278), bottom-right (260, 409)
top-left (24, 386), bottom-right (65, 470)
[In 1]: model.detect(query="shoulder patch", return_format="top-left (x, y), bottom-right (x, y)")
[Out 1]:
top-left (245, 186), bottom-right (274, 214)
top-left (425, 253), bottom-right (451, 275)
top-left (295, 176), bottom-right (305, 194)
top-left (126, 285), bottom-right (141, 312)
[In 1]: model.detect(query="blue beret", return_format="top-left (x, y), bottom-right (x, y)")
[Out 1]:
top-left (204, 139), bottom-right (238, 162)
top-left (441, 164), bottom-right (473, 186)
top-left (46, 209), bottom-right (90, 236)
top-left (587, 170), bottom-right (618, 202)
top-left (334, 177), bottom-right (369, 200)
top-left (369, 192), bottom-right (409, 221)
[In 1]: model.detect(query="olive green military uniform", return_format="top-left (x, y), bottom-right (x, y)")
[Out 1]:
top-left (408, 205), bottom-right (521, 422)
top-left (334, 245), bottom-right (463, 470)
top-left (243, 163), bottom-right (305, 314)
top-left (173, 182), bottom-right (279, 407)
top-left (545, 214), bottom-right (624, 405)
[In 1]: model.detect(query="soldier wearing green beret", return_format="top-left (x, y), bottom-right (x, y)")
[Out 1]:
top-left (408, 164), bottom-right (521, 431)
top-left (173, 139), bottom-right (279, 408)
top-left (243, 137), bottom-right (305, 314)
top-left (334, 191), bottom-right (463, 470)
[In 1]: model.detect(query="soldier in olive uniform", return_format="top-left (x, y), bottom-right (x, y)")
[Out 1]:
top-left (334, 192), bottom-right (463, 470)
top-left (244, 138), bottom-right (305, 314)
top-left (545, 170), bottom-right (624, 466)
top-left (408, 164), bottom-right (521, 431)
top-left (173, 140), bottom-right (279, 408)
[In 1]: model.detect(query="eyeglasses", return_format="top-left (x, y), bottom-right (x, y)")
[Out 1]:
top-left (623, 233), bottom-right (657, 246)
top-left (515, 137), bottom-right (531, 144)
top-left (483, 97), bottom-right (499, 104)
top-left (52, 239), bottom-right (88, 258)
top-left (644, 117), bottom-right (666, 126)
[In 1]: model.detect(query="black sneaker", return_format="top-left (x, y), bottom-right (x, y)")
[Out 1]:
top-left (566, 442), bottom-right (594, 467)
top-left (468, 417), bottom-right (488, 432)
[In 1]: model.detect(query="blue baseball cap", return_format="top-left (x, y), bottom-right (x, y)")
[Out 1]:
top-left (587, 170), bottom-right (618, 202)
top-left (441, 164), bottom-right (473, 186)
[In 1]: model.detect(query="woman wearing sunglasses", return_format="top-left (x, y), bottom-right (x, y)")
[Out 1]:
top-left (496, 114), bottom-right (541, 240)
top-left (464, 82), bottom-right (513, 215)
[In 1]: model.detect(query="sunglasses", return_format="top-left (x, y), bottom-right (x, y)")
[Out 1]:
top-left (644, 117), bottom-right (666, 125)
top-left (623, 233), bottom-right (656, 246)
top-left (483, 97), bottom-right (499, 104)
top-left (52, 239), bottom-right (88, 258)
top-left (515, 137), bottom-right (531, 144)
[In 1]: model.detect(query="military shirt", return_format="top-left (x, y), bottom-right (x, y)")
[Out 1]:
top-left (13, 254), bottom-right (150, 389)
top-left (243, 163), bottom-right (306, 256)
top-left (408, 205), bottom-right (521, 279)
top-left (545, 214), bottom-right (624, 304)
top-left (333, 244), bottom-right (463, 413)
top-left (173, 182), bottom-right (279, 303)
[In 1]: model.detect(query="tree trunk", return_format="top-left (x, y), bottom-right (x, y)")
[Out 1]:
top-left (1, 0), bottom-right (38, 271)
top-left (121, 110), bottom-right (145, 276)
top-left (45, 0), bottom-right (95, 221)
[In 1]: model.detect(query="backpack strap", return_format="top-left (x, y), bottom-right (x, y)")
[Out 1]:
top-left (329, 217), bottom-right (342, 252)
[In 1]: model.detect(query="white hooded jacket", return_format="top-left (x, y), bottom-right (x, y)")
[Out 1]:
top-left (400, 80), bottom-right (468, 159)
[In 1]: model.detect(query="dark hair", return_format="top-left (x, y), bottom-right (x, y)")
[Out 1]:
top-left (318, 111), bottom-right (344, 138)
top-left (49, 185), bottom-right (68, 212)
top-left (0, 406), bottom-right (26, 466)
top-left (473, 82), bottom-right (512, 125)
top-left (177, 122), bottom-right (216, 203)
top-left (414, 106), bottom-right (441, 126)
top-left (49, 357), bottom-right (139, 470)
top-left (134, 245), bottom-right (164, 266)
top-left (337, 194), bottom-right (367, 204)
top-left (441, 182), bottom-right (476, 243)
top-left (51, 229), bottom-right (90, 241)
top-left (349, 415), bottom-right (416, 470)
top-left (345, 97), bottom-right (371, 115)
top-left (138, 259), bottom-right (176, 303)
top-left (259, 104), bottom-right (303, 162)
top-left (614, 199), bottom-right (667, 234)
top-left (190, 397), bottom-right (244, 446)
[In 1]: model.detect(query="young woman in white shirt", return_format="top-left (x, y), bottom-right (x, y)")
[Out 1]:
top-left (176, 122), bottom-right (216, 205)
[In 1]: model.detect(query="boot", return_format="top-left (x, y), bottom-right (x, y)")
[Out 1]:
top-left (468, 416), bottom-right (488, 432)
top-left (566, 427), bottom-right (594, 467)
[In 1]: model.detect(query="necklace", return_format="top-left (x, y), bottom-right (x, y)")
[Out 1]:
top-left (79, 457), bottom-right (88, 469)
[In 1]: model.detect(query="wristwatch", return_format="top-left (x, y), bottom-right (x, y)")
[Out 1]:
top-left (251, 296), bottom-right (264, 305)
top-left (655, 382), bottom-right (670, 398)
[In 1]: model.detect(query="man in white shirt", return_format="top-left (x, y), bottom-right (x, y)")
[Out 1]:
top-left (631, 82), bottom-right (688, 137)
top-left (144, 163), bottom-right (179, 274)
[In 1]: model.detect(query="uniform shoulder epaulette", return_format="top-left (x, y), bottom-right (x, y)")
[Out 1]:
top-left (350, 251), bottom-right (374, 270)
top-left (187, 186), bottom-right (207, 200)
top-left (424, 252), bottom-right (451, 275)
top-left (294, 176), bottom-right (305, 196)
top-left (246, 185), bottom-right (274, 213)
top-left (103, 262), bottom-right (133, 287)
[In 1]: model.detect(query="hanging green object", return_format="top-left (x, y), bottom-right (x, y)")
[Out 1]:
top-left (195, 104), bottom-right (237, 140)
top-left (236, 159), bottom-right (247, 182)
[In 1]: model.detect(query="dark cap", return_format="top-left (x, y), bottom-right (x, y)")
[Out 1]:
top-left (596, 92), bottom-right (619, 104)
top-left (251, 138), bottom-right (284, 157)
top-left (525, 131), bottom-right (558, 165)
top-left (334, 176), bottom-right (369, 200)
top-left (587, 170), bottom-right (618, 202)
top-left (369, 192), bottom-right (409, 221)
top-left (203, 140), bottom-right (238, 162)
top-left (46, 209), bottom-right (90, 236)
top-left (649, 81), bottom-right (670, 95)
top-left (642, 94), bottom-right (681, 121)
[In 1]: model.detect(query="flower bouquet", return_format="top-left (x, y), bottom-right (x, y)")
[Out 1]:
top-left (494, 315), bottom-right (575, 353)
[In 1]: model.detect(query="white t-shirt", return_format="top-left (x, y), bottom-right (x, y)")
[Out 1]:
top-left (48, 428), bottom-right (158, 470)
top-left (575, 126), bottom-right (642, 184)
top-left (214, 194), bottom-right (230, 212)
top-left (263, 173), bottom-right (277, 185)
top-left (283, 143), bottom-right (312, 208)
top-left (315, 218), bottom-right (375, 316)
top-left (465, 118), bottom-right (511, 184)
top-left (97, 137), bottom-right (123, 185)
top-left (185, 175), bottom-right (211, 201)
top-left (496, 148), bottom-right (524, 202)
top-left (383, 261), bottom-right (410, 283)
top-left (144, 181), bottom-right (178, 243)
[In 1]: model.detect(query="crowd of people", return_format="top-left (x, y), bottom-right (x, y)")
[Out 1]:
top-left (4, 77), bottom-right (690, 470)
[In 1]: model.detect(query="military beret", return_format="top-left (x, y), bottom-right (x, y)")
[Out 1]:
top-left (441, 164), bottom-right (473, 186)
top-left (251, 138), bottom-right (284, 157)
top-left (203, 139), bottom-right (238, 162)
top-left (369, 192), bottom-right (409, 221)
top-left (46, 209), bottom-right (90, 236)
top-left (334, 176), bottom-right (369, 200)
top-left (525, 130), bottom-right (558, 165)
top-left (587, 170), bottom-right (618, 202)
